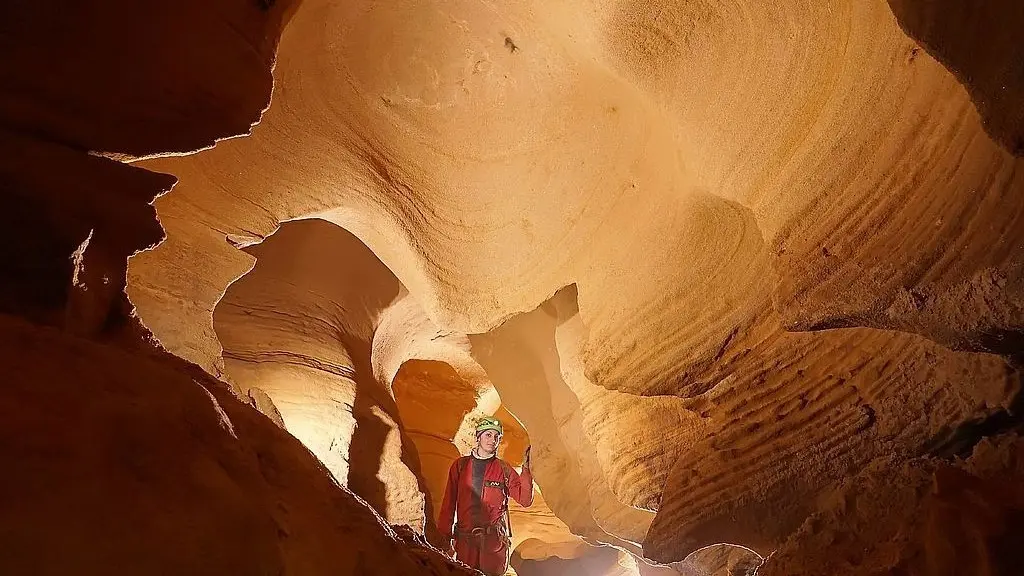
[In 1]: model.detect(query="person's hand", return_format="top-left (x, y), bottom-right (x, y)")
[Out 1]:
top-left (523, 445), bottom-right (532, 470)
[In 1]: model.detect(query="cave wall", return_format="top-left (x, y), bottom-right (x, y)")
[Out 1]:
top-left (125, 0), bottom-right (1024, 408)
top-left (122, 0), bottom-right (1024, 572)
top-left (214, 220), bottom-right (428, 529)
top-left (886, 0), bottom-right (1024, 155)
top-left (0, 1), bottom-right (476, 574)
top-left (0, 0), bottom-right (295, 158)
top-left (212, 218), bottom-right (609, 563)
top-left (0, 316), bottom-right (473, 576)
top-left (3, 0), bottom-right (1022, 575)
top-left (761, 434), bottom-right (1024, 576)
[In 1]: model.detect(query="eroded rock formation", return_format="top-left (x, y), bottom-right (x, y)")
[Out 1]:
top-left (4, 0), bottom-right (1024, 574)
top-left (0, 1), bottom-right (476, 574)
top-left (761, 434), bottom-right (1024, 576)
top-left (212, 218), bottom-right (611, 561)
top-left (0, 315), bottom-right (474, 576)
top-left (887, 0), bottom-right (1024, 155)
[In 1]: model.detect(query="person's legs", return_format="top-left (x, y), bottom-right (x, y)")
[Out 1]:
top-left (477, 534), bottom-right (510, 576)
top-left (454, 534), bottom-right (480, 570)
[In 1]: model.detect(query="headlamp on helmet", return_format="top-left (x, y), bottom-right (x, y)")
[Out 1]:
top-left (475, 416), bottom-right (503, 436)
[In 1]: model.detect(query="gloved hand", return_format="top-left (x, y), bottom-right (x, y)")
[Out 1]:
top-left (523, 445), bottom-right (532, 470)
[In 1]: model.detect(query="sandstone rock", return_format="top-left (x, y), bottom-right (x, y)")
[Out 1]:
top-left (1, 2), bottom-right (479, 573)
top-left (0, 0), bottom-right (295, 157)
top-left (4, 0), bottom-right (1024, 574)
top-left (760, 435), bottom-right (1024, 575)
top-left (0, 315), bottom-right (474, 576)
top-left (887, 0), bottom-right (1024, 155)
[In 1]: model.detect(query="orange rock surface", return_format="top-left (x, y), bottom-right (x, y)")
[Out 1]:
top-left (2, 0), bottom-right (1023, 574)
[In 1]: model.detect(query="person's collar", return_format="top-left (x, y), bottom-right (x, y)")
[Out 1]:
top-left (471, 448), bottom-right (496, 460)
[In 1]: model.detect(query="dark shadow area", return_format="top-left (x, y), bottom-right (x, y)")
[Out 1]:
top-left (978, 328), bottom-right (1024, 370)
top-left (214, 219), bottom-right (438, 536)
top-left (0, 0), bottom-right (288, 156)
top-left (887, 0), bottom-right (1024, 155)
top-left (0, 190), bottom-right (78, 320)
top-left (348, 342), bottom-right (443, 541)
top-left (922, 371), bottom-right (1024, 460)
top-left (0, 134), bottom-right (170, 335)
top-left (344, 333), bottom-right (397, 523)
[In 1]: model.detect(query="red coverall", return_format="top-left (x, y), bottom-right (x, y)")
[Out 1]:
top-left (438, 455), bottom-right (533, 576)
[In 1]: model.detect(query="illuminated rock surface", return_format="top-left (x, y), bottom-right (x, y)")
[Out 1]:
top-left (2, 0), bottom-right (1023, 574)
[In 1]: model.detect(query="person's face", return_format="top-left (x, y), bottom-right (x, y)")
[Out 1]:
top-left (477, 429), bottom-right (500, 453)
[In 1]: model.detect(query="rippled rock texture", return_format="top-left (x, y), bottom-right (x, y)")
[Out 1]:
top-left (4, 0), bottom-right (1024, 574)
top-left (0, 1), bottom-right (473, 574)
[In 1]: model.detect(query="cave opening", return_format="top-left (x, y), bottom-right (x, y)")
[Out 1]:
top-left (208, 218), bottom-right (641, 574)
top-left (205, 218), bottom-right (744, 575)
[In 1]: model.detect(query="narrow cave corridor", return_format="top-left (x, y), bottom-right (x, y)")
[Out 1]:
top-left (205, 219), bottom-right (726, 573)
top-left (3, 1), bottom-right (1024, 575)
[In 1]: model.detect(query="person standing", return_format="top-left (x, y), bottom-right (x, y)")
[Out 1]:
top-left (437, 416), bottom-right (534, 575)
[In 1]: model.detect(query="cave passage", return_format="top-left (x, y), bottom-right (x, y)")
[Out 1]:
top-left (5, 0), bottom-right (1024, 574)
